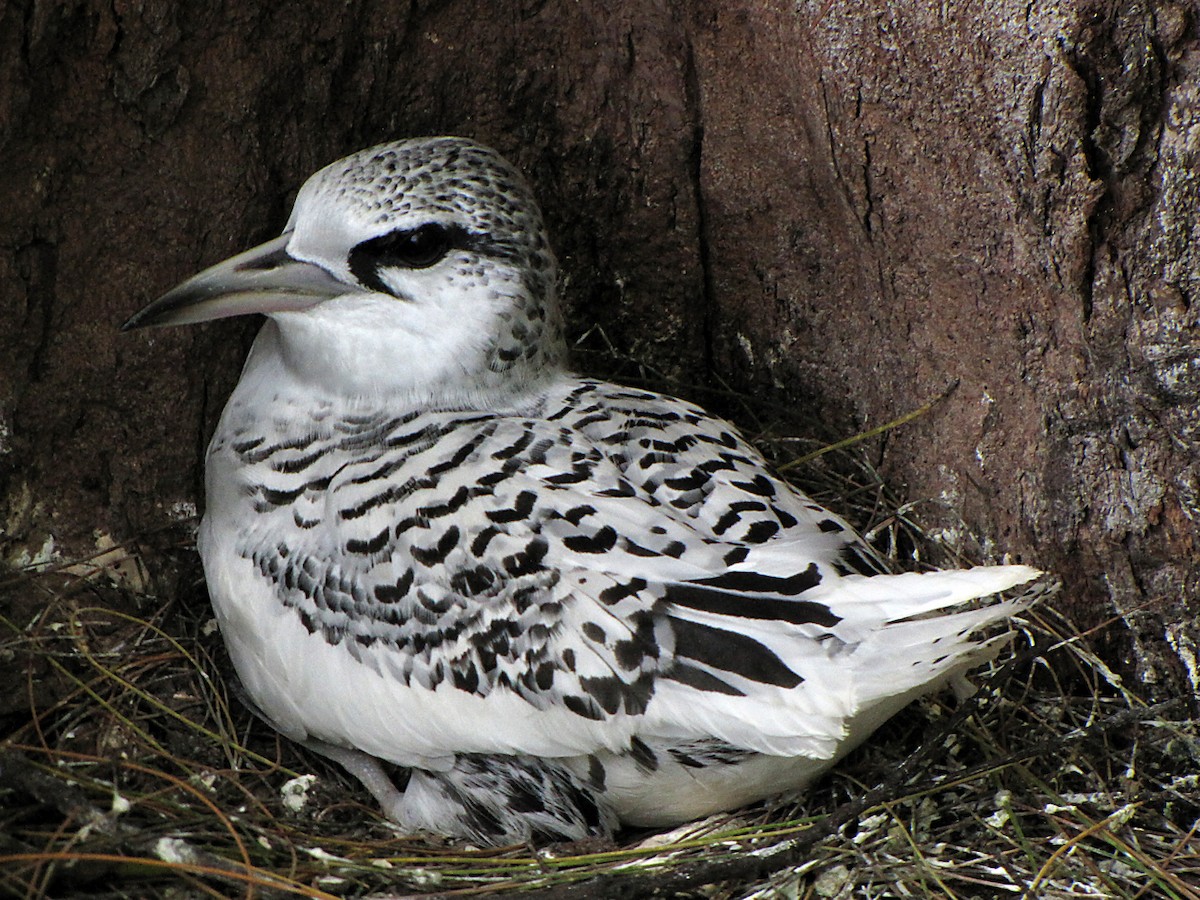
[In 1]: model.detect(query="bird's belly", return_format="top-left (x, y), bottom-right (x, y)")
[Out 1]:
top-left (198, 521), bottom-right (634, 768)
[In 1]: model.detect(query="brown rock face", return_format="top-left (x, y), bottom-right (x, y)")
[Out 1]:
top-left (2, 1), bottom-right (1197, 692)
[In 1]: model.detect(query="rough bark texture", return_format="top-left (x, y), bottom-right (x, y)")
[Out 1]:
top-left (1, 1), bottom-right (1197, 693)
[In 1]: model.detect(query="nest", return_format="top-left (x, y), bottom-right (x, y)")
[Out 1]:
top-left (3, 345), bottom-right (1197, 898)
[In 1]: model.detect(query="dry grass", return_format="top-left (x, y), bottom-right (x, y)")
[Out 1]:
top-left (2, 350), bottom-right (1197, 898)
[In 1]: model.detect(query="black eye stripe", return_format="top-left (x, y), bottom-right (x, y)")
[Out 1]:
top-left (348, 224), bottom-right (470, 294)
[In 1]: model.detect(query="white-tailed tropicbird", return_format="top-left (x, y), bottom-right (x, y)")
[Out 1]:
top-left (124, 137), bottom-right (1040, 845)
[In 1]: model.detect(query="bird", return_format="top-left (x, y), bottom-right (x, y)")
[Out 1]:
top-left (123, 136), bottom-right (1041, 846)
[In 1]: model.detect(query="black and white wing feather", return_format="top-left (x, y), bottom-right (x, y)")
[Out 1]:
top-left (203, 377), bottom-right (1035, 771)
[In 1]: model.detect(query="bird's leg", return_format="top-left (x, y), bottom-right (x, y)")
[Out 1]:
top-left (230, 675), bottom-right (408, 821)
top-left (297, 736), bottom-right (408, 822)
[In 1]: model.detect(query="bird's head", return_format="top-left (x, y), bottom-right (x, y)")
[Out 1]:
top-left (124, 137), bottom-right (566, 406)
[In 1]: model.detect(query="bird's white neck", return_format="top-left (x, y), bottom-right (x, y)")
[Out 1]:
top-left (234, 314), bottom-right (562, 417)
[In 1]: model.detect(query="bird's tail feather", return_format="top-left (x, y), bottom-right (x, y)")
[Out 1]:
top-left (647, 564), bottom-right (1041, 757)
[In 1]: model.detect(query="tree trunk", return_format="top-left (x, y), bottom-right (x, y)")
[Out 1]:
top-left (1, 0), bottom-right (1197, 693)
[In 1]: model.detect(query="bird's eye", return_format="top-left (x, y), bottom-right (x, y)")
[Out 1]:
top-left (348, 223), bottom-right (458, 293)
top-left (383, 224), bottom-right (454, 269)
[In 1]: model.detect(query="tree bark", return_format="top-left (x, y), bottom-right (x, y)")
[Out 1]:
top-left (1, 0), bottom-right (1197, 692)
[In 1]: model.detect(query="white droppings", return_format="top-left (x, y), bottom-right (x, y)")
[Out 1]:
top-left (853, 812), bottom-right (888, 845)
top-left (281, 773), bottom-right (319, 813)
top-left (111, 791), bottom-right (132, 815)
top-left (403, 868), bottom-right (445, 888)
top-left (188, 770), bottom-right (218, 793)
top-left (153, 836), bottom-right (198, 864)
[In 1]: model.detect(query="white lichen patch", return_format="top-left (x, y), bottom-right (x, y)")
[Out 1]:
top-left (974, 390), bottom-right (995, 469)
top-left (13, 535), bottom-right (59, 572)
top-left (813, 863), bottom-right (852, 898)
top-left (1167, 773), bottom-right (1199, 793)
top-left (742, 866), bottom-right (809, 900)
top-left (736, 332), bottom-right (756, 366)
top-left (1164, 625), bottom-right (1200, 695)
top-left (985, 790), bottom-right (1012, 828)
top-left (62, 531), bottom-right (150, 592)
